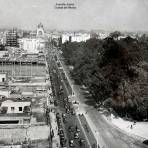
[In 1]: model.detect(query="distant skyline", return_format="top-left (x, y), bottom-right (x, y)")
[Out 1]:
top-left (0, 0), bottom-right (148, 31)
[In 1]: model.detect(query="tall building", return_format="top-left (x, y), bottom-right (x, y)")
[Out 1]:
top-left (6, 29), bottom-right (18, 47)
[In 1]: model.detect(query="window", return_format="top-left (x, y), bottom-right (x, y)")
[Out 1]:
top-left (19, 107), bottom-right (22, 111)
top-left (2, 77), bottom-right (5, 82)
top-left (11, 107), bottom-right (14, 111)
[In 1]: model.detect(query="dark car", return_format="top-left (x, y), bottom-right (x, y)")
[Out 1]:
top-left (62, 113), bottom-right (66, 118)
top-left (60, 137), bottom-right (67, 147)
top-left (69, 139), bottom-right (74, 147)
top-left (66, 108), bottom-right (70, 113)
top-left (58, 129), bottom-right (64, 136)
top-left (68, 126), bottom-right (75, 132)
top-left (54, 100), bottom-right (58, 106)
top-left (63, 117), bottom-right (67, 123)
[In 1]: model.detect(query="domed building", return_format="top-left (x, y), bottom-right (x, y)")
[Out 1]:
top-left (36, 23), bottom-right (45, 38)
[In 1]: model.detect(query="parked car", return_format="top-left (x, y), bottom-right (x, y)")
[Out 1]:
top-left (69, 139), bottom-right (74, 147)
top-left (71, 109), bottom-right (75, 115)
top-left (79, 139), bottom-right (85, 146)
top-left (56, 112), bottom-right (60, 118)
top-left (72, 100), bottom-right (79, 105)
top-left (76, 126), bottom-right (80, 133)
top-left (68, 126), bottom-right (75, 132)
top-left (74, 132), bottom-right (79, 139)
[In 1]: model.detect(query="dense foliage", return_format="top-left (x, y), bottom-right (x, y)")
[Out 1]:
top-left (61, 34), bottom-right (148, 121)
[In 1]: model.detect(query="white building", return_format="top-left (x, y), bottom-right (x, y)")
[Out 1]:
top-left (97, 33), bottom-right (109, 39)
top-left (62, 33), bottom-right (91, 43)
top-left (1, 100), bottom-right (31, 114)
top-left (18, 38), bottom-right (45, 53)
top-left (0, 100), bottom-right (31, 124)
top-left (71, 33), bottom-right (90, 42)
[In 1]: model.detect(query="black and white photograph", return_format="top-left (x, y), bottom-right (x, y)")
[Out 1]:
top-left (0, 0), bottom-right (147, 147)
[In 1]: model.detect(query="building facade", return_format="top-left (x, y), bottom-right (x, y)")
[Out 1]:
top-left (18, 38), bottom-right (45, 53)
top-left (6, 29), bottom-right (18, 47)
top-left (62, 33), bottom-right (90, 43)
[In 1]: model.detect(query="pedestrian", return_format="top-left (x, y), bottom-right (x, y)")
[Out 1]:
top-left (130, 124), bottom-right (133, 129)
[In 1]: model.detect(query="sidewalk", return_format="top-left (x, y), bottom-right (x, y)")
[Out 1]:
top-left (103, 113), bottom-right (147, 141)
top-left (49, 111), bottom-right (60, 148)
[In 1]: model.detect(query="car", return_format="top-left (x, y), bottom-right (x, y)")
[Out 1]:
top-left (59, 129), bottom-right (64, 136)
top-left (66, 108), bottom-right (70, 113)
top-left (72, 100), bottom-right (79, 105)
top-left (74, 132), bottom-right (79, 139)
top-left (63, 117), bottom-right (67, 123)
top-left (63, 97), bottom-right (68, 101)
top-left (62, 113), bottom-right (66, 118)
top-left (54, 100), bottom-right (58, 106)
top-left (68, 126), bottom-right (75, 132)
top-left (60, 137), bottom-right (67, 147)
top-left (60, 85), bottom-right (63, 90)
top-left (143, 140), bottom-right (148, 145)
top-left (71, 109), bottom-right (75, 115)
top-left (56, 113), bottom-right (60, 119)
top-left (79, 139), bottom-right (85, 146)
top-left (64, 104), bottom-right (68, 108)
top-left (69, 140), bottom-right (74, 147)
top-left (63, 76), bottom-right (66, 80)
top-left (76, 127), bottom-right (80, 133)
top-left (57, 116), bottom-right (61, 121)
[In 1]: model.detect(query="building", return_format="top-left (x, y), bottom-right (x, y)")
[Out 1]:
top-left (0, 100), bottom-right (31, 124)
top-left (6, 29), bottom-right (18, 47)
top-left (62, 33), bottom-right (91, 43)
top-left (18, 38), bottom-right (45, 53)
top-left (36, 23), bottom-right (45, 38)
top-left (1, 100), bottom-right (31, 114)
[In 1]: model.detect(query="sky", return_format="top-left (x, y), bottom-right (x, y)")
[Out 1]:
top-left (0, 0), bottom-right (148, 31)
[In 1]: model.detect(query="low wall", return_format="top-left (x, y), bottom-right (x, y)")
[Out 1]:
top-left (0, 125), bottom-right (50, 144)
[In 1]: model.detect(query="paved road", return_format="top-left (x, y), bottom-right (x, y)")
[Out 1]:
top-left (58, 55), bottom-right (148, 148)
top-left (47, 57), bottom-right (92, 148)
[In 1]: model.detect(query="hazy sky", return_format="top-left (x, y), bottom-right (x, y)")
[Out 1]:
top-left (0, 0), bottom-right (148, 31)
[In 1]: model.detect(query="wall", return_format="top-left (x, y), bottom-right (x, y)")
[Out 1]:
top-left (0, 125), bottom-right (50, 144)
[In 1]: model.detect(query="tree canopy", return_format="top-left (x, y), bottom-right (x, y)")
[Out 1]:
top-left (61, 34), bottom-right (148, 121)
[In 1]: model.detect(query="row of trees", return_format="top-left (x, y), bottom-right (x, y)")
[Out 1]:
top-left (61, 33), bottom-right (148, 121)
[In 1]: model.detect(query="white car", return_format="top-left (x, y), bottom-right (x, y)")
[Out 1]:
top-left (69, 140), bottom-right (74, 147)
top-left (74, 132), bottom-right (79, 139)
top-left (72, 100), bottom-right (79, 105)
